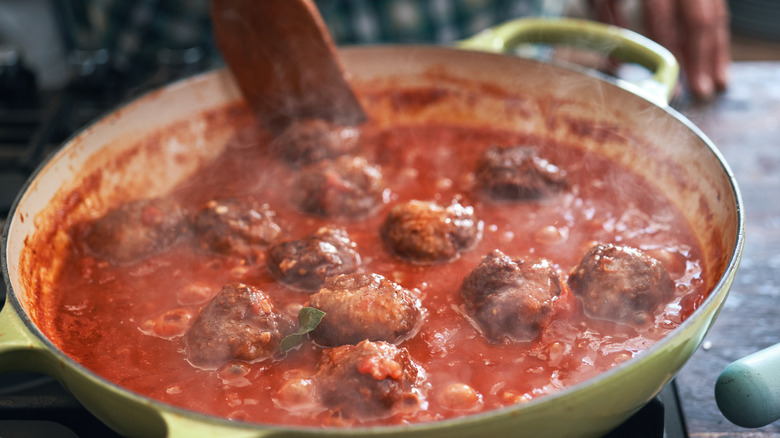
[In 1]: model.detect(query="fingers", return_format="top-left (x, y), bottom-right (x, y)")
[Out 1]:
top-left (589, 0), bottom-right (627, 28)
top-left (643, 0), bottom-right (730, 99)
top-left (641, 0), bottom-right (680, 60)
top-left (590, 0), bottom-right (731, 100)
top-left (680, 0), bottom-right (716, 97)
top-left (714, 23), bottom-right (730, 91)
top-left (700, 0), bottom-right (731, 90)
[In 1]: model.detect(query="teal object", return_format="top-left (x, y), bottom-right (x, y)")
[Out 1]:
top-left (716, 343), bottom-right (780, 428)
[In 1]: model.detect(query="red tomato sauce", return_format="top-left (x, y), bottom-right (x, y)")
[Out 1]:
top-left (44, 106), bottom-right (705, 427)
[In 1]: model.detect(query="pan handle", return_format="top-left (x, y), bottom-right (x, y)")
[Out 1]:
top-left (0, 300), bottom-right (280, 437)
top-left (457, 18), bottom-right (679, 106)
top-left (159, 410), bottom-right (284, 438)
top-left (0, 300), bottom-right (51, 372)
top-left (715, 342), bottom-right (780, 428)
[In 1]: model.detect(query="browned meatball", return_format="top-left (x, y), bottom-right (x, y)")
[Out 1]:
top-left (295, 155), bottom-right (384, 219)
top-left (568, 243), bottom-right (675, 325)
top-left (315, 340), bottom-right (426, 421)
top-left (460, 250), bottom-right (561, 343)
top-left (272, 118), bottom-right (360, 167)
top-left (184, 283), bottom-right (295, 368)
top-left (308, 273), bottom-right (423, 347)
top-left (193, 198), bottom-right (285, 258)
top-left (267, 227), bottom-right (361, 292)
top-left (381, 199), bottom-right (482, 264)
top-left (83, 197), bottom-right (187, 264)
top-left (476, 145), bottom-right (566, 201)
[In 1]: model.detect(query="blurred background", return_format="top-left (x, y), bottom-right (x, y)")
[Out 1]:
top-left (0, 0), bottom-right (778, 214)
top-left (1, 0), bottom-right (778, 93)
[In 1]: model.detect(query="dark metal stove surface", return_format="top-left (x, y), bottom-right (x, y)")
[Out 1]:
top-left (0, 18), bottom-right (688, 438)
top-left (0, 45), bottom-right (221, 218)
top-left (0, 370), bottom-right (686, 437)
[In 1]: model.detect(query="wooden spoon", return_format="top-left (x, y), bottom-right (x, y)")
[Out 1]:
top-left (210, 0), bottom-right (367, 131)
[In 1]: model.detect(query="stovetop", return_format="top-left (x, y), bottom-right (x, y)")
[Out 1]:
top-left (0, 370), bottom-right (686, 437)
top-left (0, 41), bottom-right (221, 218)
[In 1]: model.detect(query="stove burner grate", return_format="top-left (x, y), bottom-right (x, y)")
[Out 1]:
top-left (0, 370), bottom-right (686, 437)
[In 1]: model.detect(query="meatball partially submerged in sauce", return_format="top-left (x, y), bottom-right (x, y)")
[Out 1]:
top-left (272, 118), bottom-right (361, 167)
top-left (460, 250), bottom-right (561, 343)
top-left (381, 199), bottom-right (482, 264)
top-left (184, 283), bottom-right (295, 368)
top-left (83, 197), bottom-right (188, 264)
top-left (476, 145), bottom-right (567, 201)
top-left (568, 243), bottom-right (675, 325)
top-left (267, 227), bottom-right (361, 292)
top-left (315, 340), bottom-right (426, 422)
top-left (309, 273), bottom-right (423, 347)
top-left (192, 198), bottom-right (285, 259)
top-left (295, 155), bottom-right (385, 219)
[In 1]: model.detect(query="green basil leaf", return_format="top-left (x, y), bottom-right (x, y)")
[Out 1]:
top-left (298, 306), bottom-right (326, 331)
top-left (280, 307), bottom-right (326, 352)
top-left (280, 333), bottom-right (304, 353)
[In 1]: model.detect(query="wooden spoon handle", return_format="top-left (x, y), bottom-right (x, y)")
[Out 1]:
top-left (211, 0), bottom-right (367, 131)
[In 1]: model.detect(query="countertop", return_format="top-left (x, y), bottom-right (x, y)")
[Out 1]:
top-left (674, 61), bottom-right (780, 436)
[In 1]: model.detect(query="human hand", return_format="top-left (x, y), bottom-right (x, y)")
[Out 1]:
top-left (591, 0), bottom-right (730, 100)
